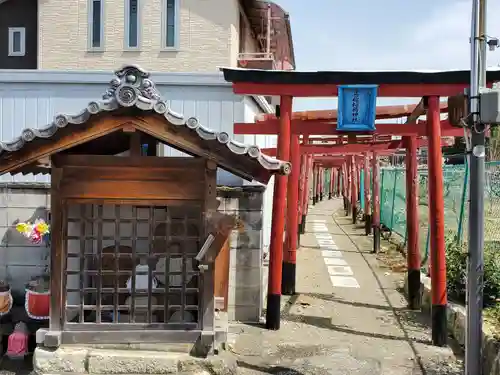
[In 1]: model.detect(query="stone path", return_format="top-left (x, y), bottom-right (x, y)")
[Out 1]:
top-left (230, 198), bottom-right (464, 375)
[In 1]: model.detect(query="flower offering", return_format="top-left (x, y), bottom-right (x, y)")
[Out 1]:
top-left (16, 219), bottom-right (50, 245)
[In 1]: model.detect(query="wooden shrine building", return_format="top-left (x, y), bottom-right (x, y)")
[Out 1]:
top-left (0, 65), bottom-right (290, 354)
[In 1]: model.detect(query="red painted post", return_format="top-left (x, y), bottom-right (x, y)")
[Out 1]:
top-left (305, 156), bottom-right (312, 214)
top-left (332, 168), bottom-right (337, 197)
top-left (311, 165), bottom-right (316, 205)
top-left (283, 133), bottom-right (300, 295)
top-left (336, 167), bottom-right (341, 198)
top-left (426, 96), bottom-right (447, 346)
top-left (298, 154), bottom-right (305, 223)
top-left (372, 151), bottom-right (381, 253)
top-left (346, 159), bottom-right (352, 215)
top-left (351, 156), bottom-right (357, 224)
top-left (319, 167), bottom-right (324, 201)
top-left (329, 168), bottom-right (334, 199)
top-left (343, 162), bottom-right (349, 214)
top-left (364, 153), bottom-right (371, 235)
top-left (300, 149), bottom-right (311, 234)
top-left (405, 135), bottom-right (421, 310)
top-left (266, 95), bottom-right (292, 330)
top-left (297, 154), bottom-right (306, 233)
top-left (315, 166), bottom-right (321, 203)
top-left (358, 161), bottom-right (362, 202)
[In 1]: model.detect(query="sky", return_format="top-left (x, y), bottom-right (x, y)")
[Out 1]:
top-left (273, 0), bottom-right (500, 111)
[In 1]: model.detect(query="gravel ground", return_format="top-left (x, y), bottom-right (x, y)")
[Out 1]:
top-left (229, 199), bottom-right (465, 375)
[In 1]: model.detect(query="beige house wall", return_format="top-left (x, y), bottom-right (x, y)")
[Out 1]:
top-left (38, 0), bottom-right (243, 72)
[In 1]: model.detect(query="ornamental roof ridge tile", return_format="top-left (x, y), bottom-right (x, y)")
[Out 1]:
top-left (0, 64), bottom-right (290, 175)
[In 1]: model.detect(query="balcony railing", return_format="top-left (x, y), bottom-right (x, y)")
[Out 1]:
top-left (237, 52), bottom-right (276, 70)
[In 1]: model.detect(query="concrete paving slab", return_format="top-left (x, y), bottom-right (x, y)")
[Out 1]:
top-left (231, 198), bottom-right (464, 375)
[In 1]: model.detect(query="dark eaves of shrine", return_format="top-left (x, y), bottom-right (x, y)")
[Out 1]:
top-left (0, 65), bottom-right (291, 184)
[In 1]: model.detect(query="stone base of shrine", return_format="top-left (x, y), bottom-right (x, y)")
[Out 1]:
top-left (33, 346), bottom-right (238, 375)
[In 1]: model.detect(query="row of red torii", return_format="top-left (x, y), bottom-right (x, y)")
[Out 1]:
top-left (221, 67), bottom-right (500, 348)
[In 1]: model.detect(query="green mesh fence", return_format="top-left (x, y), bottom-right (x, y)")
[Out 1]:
top-left (379, 161), bottom-right (500, 266)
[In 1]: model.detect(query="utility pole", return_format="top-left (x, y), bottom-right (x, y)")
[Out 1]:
top-left (466, 0), bottom-right (487, 374)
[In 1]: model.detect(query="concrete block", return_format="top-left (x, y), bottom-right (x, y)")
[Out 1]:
top-left (230, 248), bottom-right (261, 268)
top-left (229, 229), bottom-right (261, 250)
top-left (239, 194), bottom-right (263, 211)
top-left (33, 346), bottom-right (88, 374)
top-left (232, 286), bottom-right (261, 306)
top-left (227, 305), bottom-right (260, 322)
top-left (222, 198), bottom-right (239, 212)
top-left (87, 349), bottom-right (179, 374)
top-left (6, 189), bottom-right (48, 208)
top-left (239, 211), bottom-right (263, 230)
top-left (231, 267), bottom-right (261, 287)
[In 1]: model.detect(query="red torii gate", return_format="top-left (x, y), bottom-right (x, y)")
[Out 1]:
top-left (221, 67), bottom-right (500, 347)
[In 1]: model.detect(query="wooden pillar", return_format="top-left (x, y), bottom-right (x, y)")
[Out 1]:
top-left (50, 166), bottom-right (63, 331)
top-left (306, 156), bottom-right (313, 213)
top-left (283, 133), bottom-right (300, 295)
top-left (266, 95), bottom-right (292, 330)
top-left (342, 162), bottom-right (349, 214)
top-left (299, 139), bottom-right (310, 234)
top-left (345, 159), bottom-right (350, 215)
top-left (329, 168), bottom-right (334, 199)
top-left (351, 156), bottom-right (357, 224)
top-left (364, 153), bottom-right (371, 235)
top-left (297, 153), bottom-right (306, 234)
top-left (372, 151), bottom-right (381, 253)
top-left (312, 164), bottom-right (318, 205)
top-left (405, 135), bottom-right (421, 310)
top-left (319, 167), bottom-right (324, 201)
top-left (336, 167), bottom-right (341, 198)
top-left (357, 160), bottom-right (362, 202)
top-left (426, 96), bottom-right (447, 346)
top-left (315, 165), bottom-right (321, 203)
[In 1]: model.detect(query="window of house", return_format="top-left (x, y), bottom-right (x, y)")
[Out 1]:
top-left (125, 0), bottom-right (140, 49)
top-left (162, 0), bottom-right (178, 49)
top-left (88, 0), bottom-right (104, 50)
top-left (8, 27), bottom-right (26, 57)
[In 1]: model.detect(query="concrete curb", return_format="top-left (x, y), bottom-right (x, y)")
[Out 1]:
top-left (404, 272), bottom-right (500, 375)
top-left (33, 347), bottom-right (238, 375)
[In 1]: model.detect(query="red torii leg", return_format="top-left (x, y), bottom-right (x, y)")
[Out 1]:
top-left (351, 156), bottom-right (357, 224)
top-left (298, 150), bottom-right (307, 235)
top-left (301, 154), bottom-right (312, 233)
top-left (316, 166), bottom-right (321, 203)
top-left (319, 167), bottom-right (324, 201)
top-left (426, 96), bottom-right (447, 346)
top-left (329, 168), bottom-right (334, 199)
top-left (358, 162), bottom-right (362, 202)
top-left (297, 156), bottom-right (303, 228)
top-left (336, 167), bottom-right (341, 198)
top-left (405, 135), bottom-right (421, 310)
top-left (372, 151), bottom-right (381, 253)
top-left (312, 165), bottom-right (317, 205)
top-left (283, 132), bottom-right (300, 295)
top-left (343, 162), bottom-right (349, 214)
top-left (266, 95), bottom-right (292, 330)
top-left (364, 153), bottom-right (371, 235)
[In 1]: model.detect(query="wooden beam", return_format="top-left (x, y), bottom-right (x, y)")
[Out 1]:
top-left (0, 117), bottom-right (126, 175)
top-left (256, 101), bottom-right (449, 122)
top-left (233, 119), bottom-right (463, 136)
top-left (232, 82), bottom-right (475, 98)
top-left (261, 137), bottom-right (452, 156)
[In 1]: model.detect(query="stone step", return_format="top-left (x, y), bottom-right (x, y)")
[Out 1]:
top-left (34, 347), bottom-right (237, 375)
